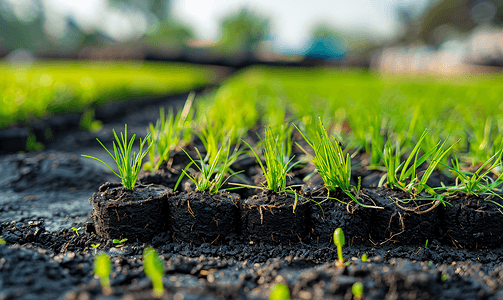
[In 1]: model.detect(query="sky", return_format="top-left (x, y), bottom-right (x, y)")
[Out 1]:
top-left (35, 0), bottom-right (431, 51)
top-left (172, 0), bottom-right (431, 50)
top-left (171, 0), bottom-right (429, 49)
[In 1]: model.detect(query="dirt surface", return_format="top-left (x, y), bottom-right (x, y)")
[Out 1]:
top-left (1, 92), bottom-right (503, 300)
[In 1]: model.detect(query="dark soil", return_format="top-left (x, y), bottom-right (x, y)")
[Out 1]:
top-left (1, 92), bottom-right (503, 299)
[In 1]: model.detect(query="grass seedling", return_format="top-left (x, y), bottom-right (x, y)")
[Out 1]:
top-left (82, 124), bottom-right (152, 190)
top-left (91, 243), bottom-right (100, 254)
top-left (94, 253), bottom-right (112, 295)
top-left (269, 283), bottom-right (291, 300)
top-left (296, 118), bottom-right (379, 208)
top-left (381, 130), bottom-right (458, 197)
top-left (381, 130), bottom-right (431, 191)
top-left (197, 117), bottom-right (227, 166)
top-left (352, 282), bottom-right (364, 300)
top-left (175, 140), bottom-right (242, 194)
top-left (244, 127), bottom-right (301, 193)
top-left (113, 238), bottom-right (128, 248)
top-left (144, 93), bottom-right (194, 171)
top-left (441, 150), bottom-right (503, 208)
top-left (143, 247), bottom-right (165, 298)
top-left (333, 228), bottom-right (347, 267)
top-left (71, 226), bottom-right (81, 236)
top-left (361, 254), bottom-right (368, 262)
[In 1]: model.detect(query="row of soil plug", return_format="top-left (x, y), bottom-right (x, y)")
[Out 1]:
top-left (83, 119), bottom-right (503, 249)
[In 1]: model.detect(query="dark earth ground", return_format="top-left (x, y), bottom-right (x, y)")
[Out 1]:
top-left (1, 92), bottom-right (503, 300)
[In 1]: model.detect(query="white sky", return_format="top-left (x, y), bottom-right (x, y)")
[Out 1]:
top-left (37, 0), bottom-right (430, 50)
top-left (172, 0), bottom-right (430, 50)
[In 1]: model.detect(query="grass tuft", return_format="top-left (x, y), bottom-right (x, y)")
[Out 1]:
top-left (82, 124), bottom-right (152, 190)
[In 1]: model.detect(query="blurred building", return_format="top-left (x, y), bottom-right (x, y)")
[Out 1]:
top-left (372, 0), bottom-right (503, 74)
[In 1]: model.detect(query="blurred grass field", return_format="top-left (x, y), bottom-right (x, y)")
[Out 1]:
top-left (0, 61), bottom-right (218, 128)
top-left (4, 61), bottom-right (503, 167)
top-left (198, 66), bottom-right (503, 166)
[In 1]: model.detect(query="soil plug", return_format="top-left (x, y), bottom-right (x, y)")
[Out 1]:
top-left (352, 282), bottom-right (364, 300)
top-left (94, 253), bottom-right (112, 295)
top-left (270, 283), bottom-right (291, 300)
top-left (143, 247), bottom-right (165, 298)
top-left (333, 228), bottom-right (347, 267)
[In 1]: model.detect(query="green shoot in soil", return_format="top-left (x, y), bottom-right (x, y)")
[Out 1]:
top-left (0, 238), bottom-right (6, 245)
top-left (91, 243), bottom-right (100, 254)
top-left (361, 254), bottom-right (368, 262)
top-left (244, 127), bottom-right (301, 193)
top-left (333, 228), bottom-right (345, 266)
top-left (26, 133), bottom-right (44, 151)
top-left (143, 247), bottom-right (165, 298)
top-left (71, 227), bottom-right (81, 236)
top-left (79, 108), bottom-right (103, 132)
top-left (175, 141), bottom-right (242, 194)
top-left (269, 283), bottom-right (291, 300)
top-left (352, 282), bottom-right (364, 299)
top-left (94, 253), bottom-right (112, 295)
top-left (82, 124), bottom-right (152, 190)
top-left (113, 238), bottom-right (128, 248)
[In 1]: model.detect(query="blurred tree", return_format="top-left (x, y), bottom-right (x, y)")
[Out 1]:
top-left (144, 18), bottom-right (194, 50)
top-left (0, 0), bottom-right (47, 51)
top-left (216, 8), bottom-right (269, 55)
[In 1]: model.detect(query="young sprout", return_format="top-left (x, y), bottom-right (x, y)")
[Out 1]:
top-left (361, 254), bottom-right (368, 262)
top-left (244, 127), bottom-right (301, 193)
top-left (352, 282), bottom-right (364, 300)
top-left (425, 239), bottom-right (429, 248)
top-left (82, 124), bottom-right (152, 190)
top-left (94, 253), bottom-right (112, 295)
top-left (269, 283), bottom-right (291, 300)
top-left (333, 228), bottom-right (345, 266)
top-left (91, 243), bottom-right (101, 254)
top-left (175, 140), bottom-right (242, 194)
top-left (71, 227), bottom-right (81, 236)
top-left (143, 247), bottom-right (165, 298)
top-left (113, 238), bottom-right (128, 248)
top-left (0, 238), bottom-right (6, 245)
